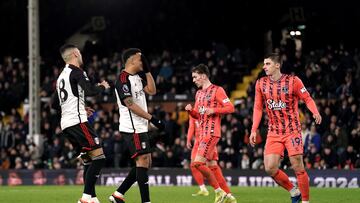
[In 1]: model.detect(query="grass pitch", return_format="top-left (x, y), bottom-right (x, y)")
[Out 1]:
top-left (0, 186), bottom-right (359, 203)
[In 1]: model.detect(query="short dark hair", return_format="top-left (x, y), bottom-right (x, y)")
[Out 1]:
top-left (264, 53), bottom-right (282, 65)
top-left (59, 44), bottom-right (77, 56)
top-left (122, 48), bottom-right (141, 64)
top-left (191, 63), bottom-right (210, 78)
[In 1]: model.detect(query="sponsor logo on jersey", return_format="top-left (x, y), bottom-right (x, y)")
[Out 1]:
top-left (267, 99), bottom-right (286, 110)
top-left (198, 106), bottom-right (206, 115)
top-left (135, 90), bottom-right (145, 99)
top-left (300, 87), bottom-right (307, 93)
top-left (222, 98), bottom-right (230, 103)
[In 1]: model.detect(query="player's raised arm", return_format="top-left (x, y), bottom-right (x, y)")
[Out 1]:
top-left (72, 69), bottom-right (110, 96)
top-left (185, 92), bottom-right (200, 118)
top-left (294, 76), bottom-right (322, 124)
top-left (141, 53), bottom-right (157, 95)
top-left (115, 75), bottom-right (164, 130)
top-left (185, 103), bottom-right (199, 119)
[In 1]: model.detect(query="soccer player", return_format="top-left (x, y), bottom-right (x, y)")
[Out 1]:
top-left (250, 53), bottom-right (322, 203)
top-left (187, 116), bottom-right (237, 203)
top-left (187, 116), bottom-right (209, 196)
top-left (55, 44), bottom-right (110, 203)
top-left (185, 64), bottom-right (236, 203)
top-left (109, 48), bottom-right (165, 203)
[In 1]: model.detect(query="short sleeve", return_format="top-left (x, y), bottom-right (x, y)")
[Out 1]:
top-left (70, 69), bottom-right (89, 83)
top-left (115, 72), bottom-right (132, 101)
top-left (215, 87), bottom-right (231, 105)
top-left (294, 76), bottom-right (310, 100)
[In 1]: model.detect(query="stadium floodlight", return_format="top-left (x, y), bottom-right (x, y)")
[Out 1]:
top-left (297, 24), bottom-right (306, 30)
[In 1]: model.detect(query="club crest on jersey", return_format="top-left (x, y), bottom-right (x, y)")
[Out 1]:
top-left (282, 86), bottom-right (289, 94)
top-left (267, 99), bottom-right (286, 110)
top-left (205, 94), bottom-right (212, 101)
top-left (122, 84), bottom-right (130, 93)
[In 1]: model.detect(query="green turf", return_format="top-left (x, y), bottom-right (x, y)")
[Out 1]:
top-left (0, 186), bottom-right (359, 203)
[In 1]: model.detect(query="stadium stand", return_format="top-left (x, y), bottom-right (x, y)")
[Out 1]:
top-left (1, 42), bottom-right (360, 171)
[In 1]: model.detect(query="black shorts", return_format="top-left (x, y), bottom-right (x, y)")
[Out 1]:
top-left (122, 132), bottom-right (153, 159)
top-left (63, 122), bottom-right (101, 154)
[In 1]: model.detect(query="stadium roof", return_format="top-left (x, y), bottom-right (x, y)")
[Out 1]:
top-left (1, 0), bottom-right (359, 57)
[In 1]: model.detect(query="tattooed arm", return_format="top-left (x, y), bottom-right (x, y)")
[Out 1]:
top-left (122, 97), bottom-right (152, 120)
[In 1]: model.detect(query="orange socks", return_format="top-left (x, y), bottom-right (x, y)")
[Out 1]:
top-left (296, 170), bottom-right (309, 201)
top-left (190, 164), bottom-right (204, 185)
top-left (272, 170), bottom-right (294, 191)
top-left (209, 165), bottom-right (230, 193)
top-left (192, 162), bottom-right (219, 189)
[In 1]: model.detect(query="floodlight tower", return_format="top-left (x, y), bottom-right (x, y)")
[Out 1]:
top-left (28, 0), bottom-right (41, 147)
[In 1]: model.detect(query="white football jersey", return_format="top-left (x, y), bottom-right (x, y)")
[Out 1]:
top-left (115, 71), bottom-right (148, 133)
top-left (56, 64), bottom-right (104, 130)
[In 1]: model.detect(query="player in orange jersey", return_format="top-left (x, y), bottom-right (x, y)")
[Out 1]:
top-left (185, 64), bottom-right (236, 203)
top-left (187, 116), bottom-right (209, 196)
top-left (250, 53), bottom-right (322, 203)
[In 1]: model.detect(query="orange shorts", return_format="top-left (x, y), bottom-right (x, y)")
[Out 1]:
top-left (191, 140), bottom-right (199, 160)
top-left (264, 132), bottom-right (303, 157)
top-left (191, 140), bottom-right (219, 161)
top-left (196, 136), bottom-right (220, 161)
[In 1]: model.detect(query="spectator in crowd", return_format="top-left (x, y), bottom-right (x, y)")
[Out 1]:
top-left (304, 124), bottom-right (321, 154)
top-left (0, 42), bottom-right (359, 172)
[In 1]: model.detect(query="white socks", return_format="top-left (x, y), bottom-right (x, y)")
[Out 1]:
top-left (199, 184), bottom-right (207, 191)
top-left (91, 197), bottom-right (100, 203)
top-left (289, 187), bottom-right (300, 197)
top-left (81, 193), bottom-right (92, 200)
top-left (214, 188), bottom-right (222, 193)
top-left (114, 191), bottom-right (124, 197)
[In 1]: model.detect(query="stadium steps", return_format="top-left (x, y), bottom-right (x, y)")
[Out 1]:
top-left (230, 63), bottom-right (262, 101)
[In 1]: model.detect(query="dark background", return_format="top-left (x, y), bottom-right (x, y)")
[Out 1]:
top-left (1, 0), bottom-right (359, 59)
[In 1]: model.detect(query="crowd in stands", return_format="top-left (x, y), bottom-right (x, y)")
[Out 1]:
top-left (1, 42), bottom-right (359, 171)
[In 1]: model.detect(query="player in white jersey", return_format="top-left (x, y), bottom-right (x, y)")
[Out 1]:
top-left (55, 44), bottom-right (110, 203)
top-left (109, 48), bottom-right (165, 203)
